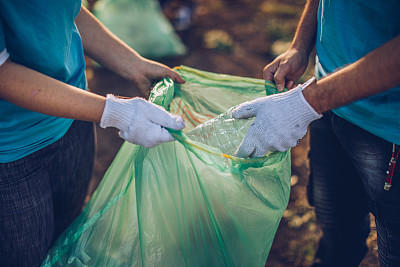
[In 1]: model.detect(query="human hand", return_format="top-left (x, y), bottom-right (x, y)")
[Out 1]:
top-left (129, 59), bottom-right (185, 98)
top-left (263, 48), bottom-right (309, 91)
top-left (232, 83), bottom-right (322, 158)
top-left (100, 94), bottom-right (185, 148)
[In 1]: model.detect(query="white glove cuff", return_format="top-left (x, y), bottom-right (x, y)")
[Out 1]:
top-left (283, 86), bottom-right (322, 127)
top-left (0, 49), bottom-right (9, 67)
top-left (100, 94), bottom-right (134, 131)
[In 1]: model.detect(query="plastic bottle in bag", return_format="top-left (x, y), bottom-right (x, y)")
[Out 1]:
top-left (186, 107), bottom-right (254, 156)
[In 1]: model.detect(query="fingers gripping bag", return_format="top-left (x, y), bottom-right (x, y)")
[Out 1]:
top-left (41, 66), bottom-right (291, 267)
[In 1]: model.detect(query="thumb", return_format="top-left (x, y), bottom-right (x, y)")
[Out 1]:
top-left (147, 103), bottom-right (186, 130)
top-left (140, 122), bottom-right (176, 148)
top-left (167, 69), bottom-right (186, 84)
top-left (235, 135), bottom-right (256, 158)
top-left (232, 102), bottom-right (258, 119)
top-left (251, 146), bottom-right (269, 158)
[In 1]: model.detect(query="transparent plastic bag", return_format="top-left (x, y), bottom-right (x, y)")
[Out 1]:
top-left (186, 107), bottom-right (254, 156)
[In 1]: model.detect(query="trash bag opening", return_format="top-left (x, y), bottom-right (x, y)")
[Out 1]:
top-left (150, 66), bottom-right (283, 161)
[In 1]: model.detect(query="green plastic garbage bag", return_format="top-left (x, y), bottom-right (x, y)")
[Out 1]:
top-left (41, 66), bottom-right (291, 267)
top-left (92, 0), bottom-right (186, 59)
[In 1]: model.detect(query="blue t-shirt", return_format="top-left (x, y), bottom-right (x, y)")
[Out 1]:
top-left (0, 0), bottom-right (87, 163)
top-left (316, 0), bottom-right (400, 144)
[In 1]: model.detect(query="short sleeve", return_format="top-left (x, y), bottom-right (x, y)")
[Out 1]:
top-left (0, 18), bottom-right (9, 66)
top-left (0, 17), bottom-right (5, 51)
top-left (0, 49), bottom-right (8, 66)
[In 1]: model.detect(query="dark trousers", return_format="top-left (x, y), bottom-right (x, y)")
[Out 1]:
top-left (0, 120), bottom-right (95, 267)
top-left (308, 111), bottom-right (400, 266)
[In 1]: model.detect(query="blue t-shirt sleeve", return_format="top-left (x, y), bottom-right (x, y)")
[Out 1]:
top-left (0, 18), bottom-right (9, 66)
top-left (0, 18), bottom-right (5, 51)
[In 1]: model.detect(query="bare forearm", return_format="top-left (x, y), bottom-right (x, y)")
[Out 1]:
top-left (290, 0), bottom-right (319, 55)
top-left (303, 35), bottom-right (400, 113)
top-left (75, 6), bottom-right (143, 80)
top-left (0, 60), bottom-right (105, 122)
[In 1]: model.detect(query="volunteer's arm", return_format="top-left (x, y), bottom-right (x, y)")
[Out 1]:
top-left (0, 59), bottom-right (105, 122)
top-left (0, 59), bottom-right (185, 148)
top-left (233, 35), bottom-right (400, 158)
top-left (263, 0), bottom-right (319, 91)
top-left (303, 34), bottom-right (400, 113)
top-left (75, 6), bottom-right (185, 97)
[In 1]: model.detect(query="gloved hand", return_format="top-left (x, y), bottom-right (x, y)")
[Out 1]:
top-left (100, 94), bottom-right (185, 148)
top-left (232, 85), bottom-right (322, 158)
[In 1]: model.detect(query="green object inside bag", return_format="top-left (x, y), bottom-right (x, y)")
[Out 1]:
top-left (92, 0), bottom-right (186, 59)
top-left (41, 66), bottom-right (291, 267)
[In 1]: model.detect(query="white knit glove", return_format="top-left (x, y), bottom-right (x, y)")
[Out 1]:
top-left (100, 94), bottom-right (185, 148)
top-left (232, 85), bottom-right (322, 158)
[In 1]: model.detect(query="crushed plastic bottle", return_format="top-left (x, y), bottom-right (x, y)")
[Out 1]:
top-left (186, 107), bottom-right (254, 156)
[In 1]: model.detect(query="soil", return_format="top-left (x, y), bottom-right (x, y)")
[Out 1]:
top-left (86, 0), bottom-right (379, 265)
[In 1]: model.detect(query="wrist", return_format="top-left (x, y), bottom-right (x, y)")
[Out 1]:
top-left (119, 53), bottom-right (146, 81)
top-left (283, 86), bottom-right (322, 126)
top-left (289, 43), bottom-right (313, 57)
top-left (100, 94), bottom-right (136, 131)
top-left (302, 83), bottom-right (324, 114)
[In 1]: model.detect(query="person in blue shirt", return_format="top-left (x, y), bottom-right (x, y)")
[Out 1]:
top-left (0, 1), bottom-right (185, 266)
top-left (233, 0), bottom-right (400, 266)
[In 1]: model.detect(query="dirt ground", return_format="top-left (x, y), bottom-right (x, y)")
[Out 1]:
top-left (86, 0), bottom-right (379, 266)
